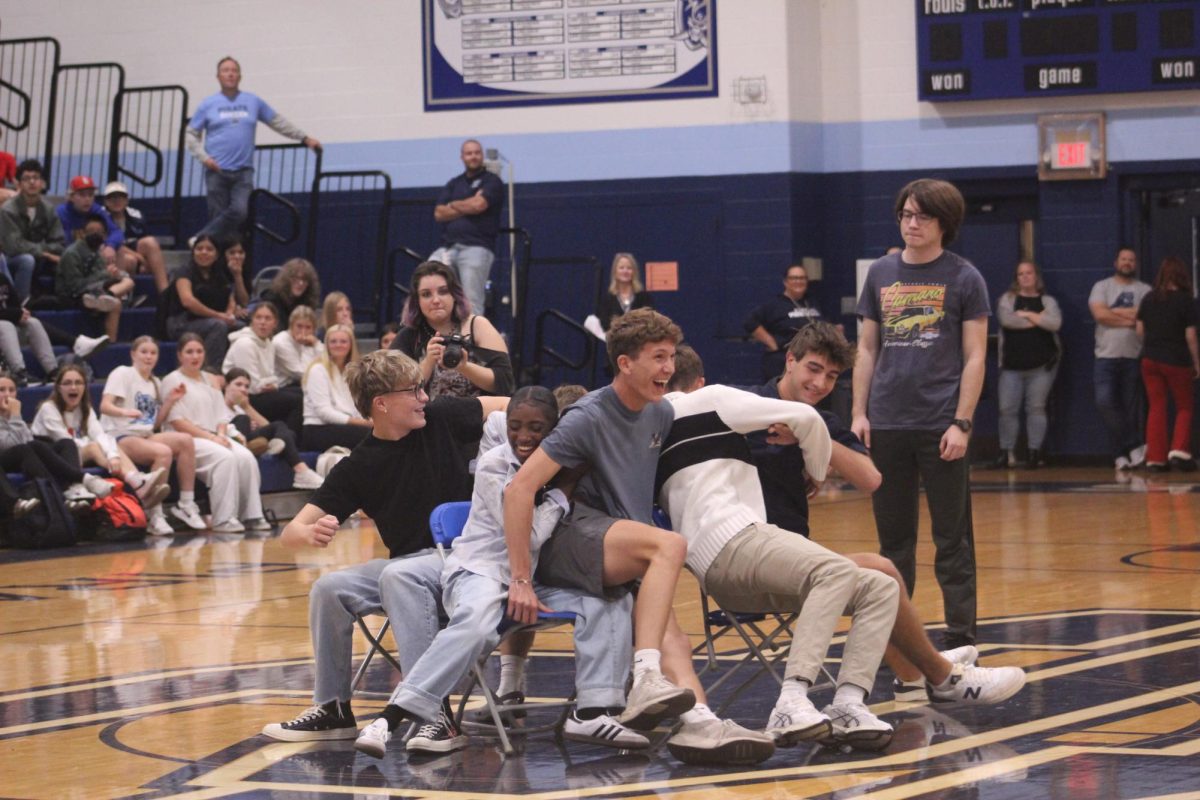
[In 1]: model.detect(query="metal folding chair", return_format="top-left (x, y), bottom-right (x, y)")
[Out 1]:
top-left (349, 614), bottom-right (402, 697)
top-left (429, 501), bottom-right (578, 755)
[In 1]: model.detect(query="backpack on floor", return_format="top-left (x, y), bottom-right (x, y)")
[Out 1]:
top-left (7, 478), bottom-right (78, 549)
top-left (84, 479), bottom-right (148, 542)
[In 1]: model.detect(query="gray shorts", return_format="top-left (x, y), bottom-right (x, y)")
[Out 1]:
top-left (535, 502), bottom-right (625, 599)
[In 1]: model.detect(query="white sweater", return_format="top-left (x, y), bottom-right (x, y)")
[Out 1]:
top-left (273, 331), bottom-right (323, 387)
top-left (302, 362), bottom-right (362, 426)
top-left (222, 329), bottom-right (281, 392)
top-left (657, 385), bottom-right (831, 588)
top-left (32, 403), bottom-right (120, 460)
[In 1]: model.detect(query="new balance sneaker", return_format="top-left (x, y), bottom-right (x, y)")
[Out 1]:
top-left (82, 293), bottom-right (121, 313)
top-left (82, 473), bottom-right (114, 498)
top-left (667, 718), bottom-right (775, 766)
top-left (928, 662), bottom-right (1026, 705)
top-left (292, 469), bottom-right (324, 490)
top-left (617, 669), bottom-right (695, 729)
top-left (562, 712), bottom-right (650, 749)
top-left (765, 693), bottom-right (831, 746)
top-left (407, 713), bottom-right (467, 754)
top-left (171, 501), bottom-right (207, 530)
top-left (820, 702), bottom-right (894, 751)
top-left (892, 679), bottom-right (927, 702)
top-left (354, 718), bottom-right (391, 758)
top-left (943, 644), bottom-right (979, 667)
top-left (73, 333), bottom-right (110, 359)
top-left (132, 466), bottom-right (168, 499)
top-left (147, 511), bottom-right (176, 536)
top-left (63, 483), bottom-right (95, 502)
top-left (267, 438), bottom-right (287, 456)
top-left (211, 518), bottom-right (246, 533)
top-left (262, 701), bottom-right (357, 742)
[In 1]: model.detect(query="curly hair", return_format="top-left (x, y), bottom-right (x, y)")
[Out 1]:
top-left (606, 307), bottom-right (682, 373)
top-left (271, 258), bottom-right (321, 309)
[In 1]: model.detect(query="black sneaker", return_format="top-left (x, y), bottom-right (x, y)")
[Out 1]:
top-left (262, 700), bottom-right (357, 741)
top-left (406, 712), bottom-right (467, 754)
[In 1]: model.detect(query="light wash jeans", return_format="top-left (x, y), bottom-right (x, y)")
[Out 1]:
top-left (197, 167), bottom-right (255, 242)
top-left (430, 244), bottom-right (495, 316)
top-left (998, 364), bottom-right (1058, 451)
top-left (0, 317), bottom-right (57, 374)
top-left (309, 551), bottom-right (443, 705)
top-left (382, 564), bottom-right (633, 722)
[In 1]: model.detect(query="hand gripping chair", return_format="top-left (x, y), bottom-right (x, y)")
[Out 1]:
top-left (430, 501), bottom-right (578, 755)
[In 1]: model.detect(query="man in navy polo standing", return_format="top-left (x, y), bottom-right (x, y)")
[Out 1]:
top-left (431, 139), bottom-right (504, 316)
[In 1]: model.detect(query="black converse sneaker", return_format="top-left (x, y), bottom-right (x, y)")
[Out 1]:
top-left (406, 712), bottom-right (467, 754)
top-left (262, 700), bottom-right (358, 741)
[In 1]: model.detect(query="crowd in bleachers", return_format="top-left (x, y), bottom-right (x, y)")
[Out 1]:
top-left (0, 152), bottom-right (515, 544)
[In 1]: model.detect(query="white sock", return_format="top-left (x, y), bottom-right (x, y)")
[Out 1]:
top-left (680, 702), bottom-right (718, 725)
top-left (833, 684), bottom-right (866, 706)
top-left (779, 677), bottom-right (810, 701)
top-left (498, 655), bottom-right (527, 697)
top-left (180, 491), bottom-right (195, 504)
top-left (632, 648), bottom-right (661, 681)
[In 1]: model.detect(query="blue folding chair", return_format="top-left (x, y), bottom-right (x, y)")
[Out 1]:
top-left (429, 501), bottom-right (578, 755)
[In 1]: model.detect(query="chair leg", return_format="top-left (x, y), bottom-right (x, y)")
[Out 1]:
top-left (351, 616), bottom-right (403, 692)
top-left (473, 662), bottom-right (515, 756)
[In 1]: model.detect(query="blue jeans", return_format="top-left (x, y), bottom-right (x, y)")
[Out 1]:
top-left (998, 364), bottom-right (1058, 451)
top-left (1094, 357), bottom-right (1142, 458)
top-left (4, 253), bottom-right (36, 301)
top-left (430, 244), bottom-right (495, 316)
top-left (197, 167), bottom-right (254, 242)
top-left (309, 552), bottom-right (443, 705)
top-left (382, 564), bottom-right (632, 722)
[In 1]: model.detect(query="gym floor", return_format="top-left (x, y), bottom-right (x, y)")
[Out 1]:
top-left (2, 466), bottom-right (1198, 799)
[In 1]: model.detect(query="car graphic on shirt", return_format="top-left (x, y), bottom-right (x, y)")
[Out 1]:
top-left (887, 305), bottom-right (944, 338)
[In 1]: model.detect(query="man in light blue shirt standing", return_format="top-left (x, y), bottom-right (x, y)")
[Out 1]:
top-left (186, 57), bottom-right (321, 243)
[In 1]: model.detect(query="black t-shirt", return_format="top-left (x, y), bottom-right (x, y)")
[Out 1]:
top-left (308, 397), bottom-right (483, 556)
top-left (743, 294), bottom-right (824, 350)
top-left (1002, 295), bottom-right (1058, 371)
top-left (182, 262), bottom-right (234, 315)
top-left (1137, 290), bottom-right (1199, 367)
top-left (735, 377), bottom-right (868, 538)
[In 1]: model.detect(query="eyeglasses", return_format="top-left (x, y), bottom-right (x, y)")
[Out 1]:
top-left (380, 384), bottom-right (425, 401)
top-left (18, 174), bottom-right (41, 183)
top-left (897, 210), bottom-right (936, 225)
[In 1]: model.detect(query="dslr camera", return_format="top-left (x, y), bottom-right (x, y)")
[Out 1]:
top-left (441, 333), bottom-right (470, 368)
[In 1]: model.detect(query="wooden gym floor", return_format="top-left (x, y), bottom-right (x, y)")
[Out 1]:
top-left (2, 466), bottom-right (1198, 800)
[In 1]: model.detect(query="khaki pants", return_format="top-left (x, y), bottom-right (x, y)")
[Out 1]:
top-left (705, 523), bottom-right (898, 693)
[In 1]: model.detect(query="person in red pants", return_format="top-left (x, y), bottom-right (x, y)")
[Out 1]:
top-left (1136, 256), bottom-right (1200, 472)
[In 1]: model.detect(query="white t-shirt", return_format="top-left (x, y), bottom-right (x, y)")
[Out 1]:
top-left (161, 369), bottom-right (229, 433)
top-left (101, 365), bottom-right (161, 437)
top-left (302, 362), bottom-right (362, 426)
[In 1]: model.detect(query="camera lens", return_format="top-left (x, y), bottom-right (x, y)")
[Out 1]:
top-left (442, 341), bottom-right (463, 368)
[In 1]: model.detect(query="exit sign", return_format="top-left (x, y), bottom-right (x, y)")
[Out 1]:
top-left (1053, 141), bottom-right (1089, 170)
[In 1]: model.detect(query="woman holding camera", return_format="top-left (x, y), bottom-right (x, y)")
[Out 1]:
top-left (301, 323), bottom-right (372, 451)
top-left (392, 261), bottom-right (514, 400)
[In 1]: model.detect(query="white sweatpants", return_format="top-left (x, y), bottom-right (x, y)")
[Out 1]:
top-left (193, 438), bottom-right (264, 523)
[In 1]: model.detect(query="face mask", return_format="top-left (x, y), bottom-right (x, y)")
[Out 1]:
top-left (84, 232), bottom-right (105, 249)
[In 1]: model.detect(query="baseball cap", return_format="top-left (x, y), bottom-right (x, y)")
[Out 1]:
top-left (68, 175), bottom-right (96, 193)
top-left (103, 181), bottom-right (129, 197)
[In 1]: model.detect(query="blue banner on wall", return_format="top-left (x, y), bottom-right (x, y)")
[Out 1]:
top-left (423, 0), bottom-right (717, 111)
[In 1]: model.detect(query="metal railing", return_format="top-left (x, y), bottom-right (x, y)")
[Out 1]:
top-left (48, 62), bottom-right (125, 195)
top-left (0, 37), bottom-right (60, 176)
top-left (112, 84), bottom-right (188, 240)
top-left (529, 308), bottom-right (597, 386)
top-left (310, 170), bottom-right (392, 329)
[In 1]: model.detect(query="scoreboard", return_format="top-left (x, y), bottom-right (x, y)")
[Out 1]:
top-left (915, 0), bottom-right (1200, 102)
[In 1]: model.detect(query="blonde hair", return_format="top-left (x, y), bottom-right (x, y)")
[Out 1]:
top-left (608, 252), bottom-right (644, 296)
top-left (305, 323), bottom-right (360, 386)
top-left (345, 349), bottom-right (422, 419)
top-left (321, 291), bottom-right (352, 332)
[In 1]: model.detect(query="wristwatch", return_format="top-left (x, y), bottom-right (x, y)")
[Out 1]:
top-left (952, 418), bottom-right (973, 433)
